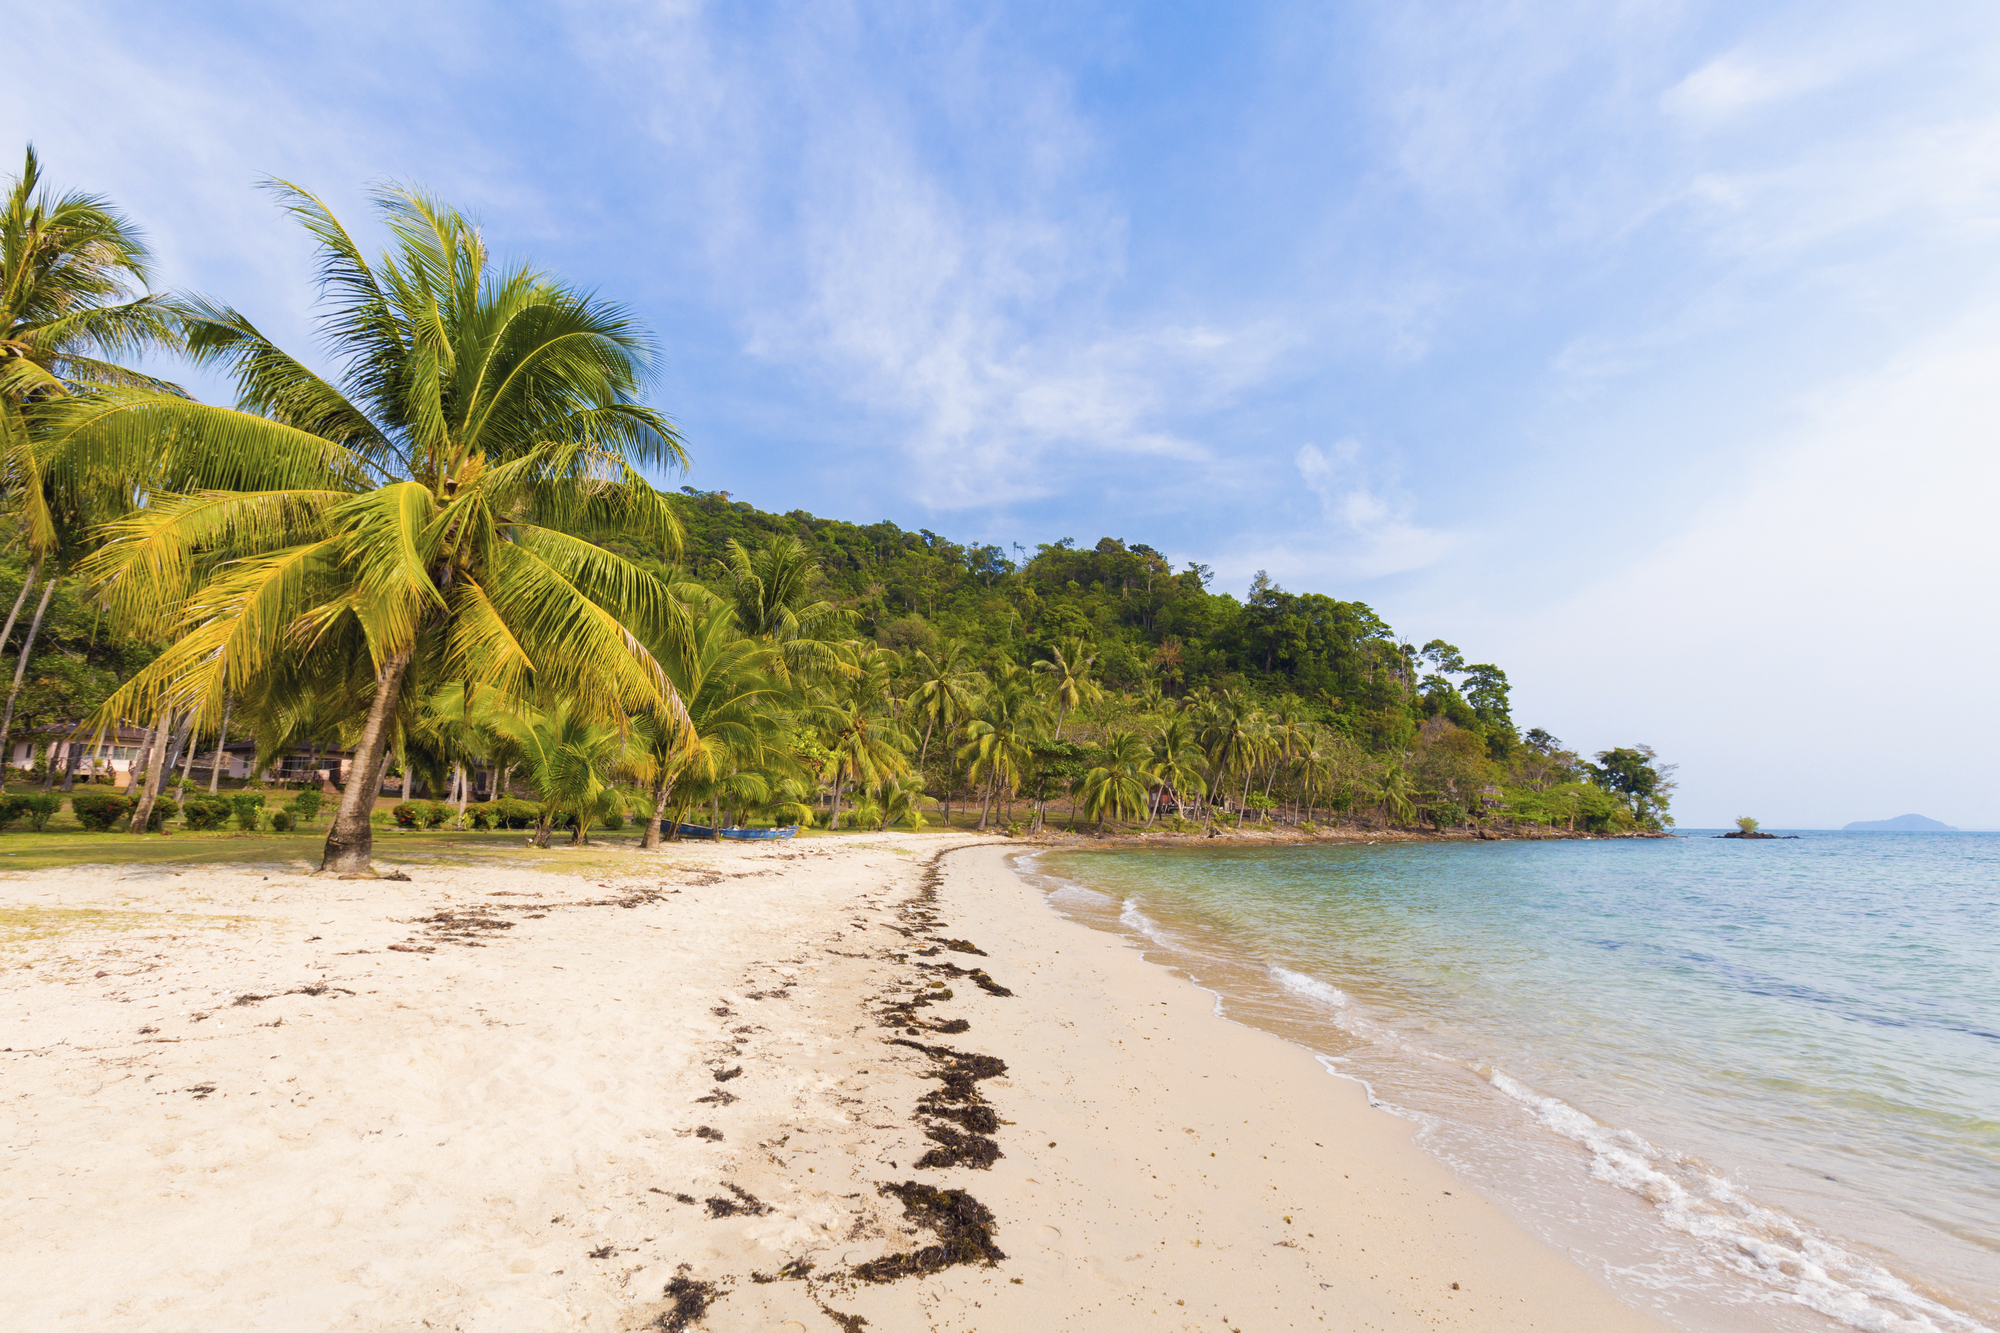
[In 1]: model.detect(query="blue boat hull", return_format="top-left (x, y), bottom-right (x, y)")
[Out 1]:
top-left (670, 823), bottom-right (800, 841)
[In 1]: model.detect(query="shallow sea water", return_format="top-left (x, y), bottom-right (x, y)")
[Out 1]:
top-left (1029, 832), bottom-right (2000, 1333)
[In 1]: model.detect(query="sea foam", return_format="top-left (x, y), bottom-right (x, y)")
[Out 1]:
top-left (1485, 1071), bottom-right (1993, 1333)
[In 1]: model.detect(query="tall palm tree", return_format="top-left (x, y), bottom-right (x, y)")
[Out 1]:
top-left (1079, 730), bottom-right (1151, 831)
top-left (1032, 637), bottom-right (1100, 740)
top-left (906, 639), bottom-right (983, 770)
top-left (723, 535), bottom-right (846, 675)
top-left (958, 663), bottom-right (1040, 830)
top-left (0, 148), bottom-right (182, 768)
top-left (1148, 716), bottom-right (1207, 823)
top-left (628, 597), bottom-right (790, 848)
top-left (59, 182), bottom-right (690, 872)
top-left (1376, 761), bottom-right (1416, 826)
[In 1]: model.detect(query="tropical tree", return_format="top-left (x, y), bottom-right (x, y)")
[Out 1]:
top-left (1376, 761), bottom-right (1416, 826)
top-left (628, 598), bottom-right (791, 847)
top-left (0, 148), bottom-right (183, 768)
top-left (491, 700), bottom-right (635, 846)
top-left (1148, 716), bottom-right (1207, 823)
top-left (60, 182), bottom-right (689, 870)
top-left (1078, 730), bottom-right (1152, 831)
top-left (1032, 637), bottom-right (1100, 740)
top-left (723, 535), bottom-right (847, 675)
top-left (958, 662), bottom-right (1040, 829)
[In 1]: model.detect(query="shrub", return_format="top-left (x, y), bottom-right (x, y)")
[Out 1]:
top-left (1299, 820), bottom-right (1320, 835)
top-left (390, 802), bottom-right (422, 828)
top-left (71, 791), bottom-right (133, 831)
top-left (23, 792), bottom-right (62, 831)
top-left (229, 792), bottom-right (266, 832)
top-left (289, 790), bottom-right (324, 825)
top-left (600, 810), bottom-right (624, 832)
top-left (1735, 815), bottom-right (1760, 834)
top-left (270, 810), bottom-right (295, 832)
top-left (465, 801), bottom-right (494, 830)
top-left (146, 798), bottom-right (180, 832)
top-left (1431, 800), bottom-right (1466, 829)
top-left (0, 795), bottom-right (31, 830)
top-left (493, 798), bottom-right (539, 830)
top-left (421, 801), bottom-right (451, 830)
top-left (183, 797), bottom-right (232, 831)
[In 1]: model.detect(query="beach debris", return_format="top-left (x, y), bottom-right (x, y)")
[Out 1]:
top-left (649, 1188), bottom-right (699, 1204)
top-left (694, 1125), bottom-right (724, 1141)
top-left (934, 938), bottom-right (987, 956)
top-left (713, 1065), bottom-right (743, 1082)
top-left (853, 1182), bottom-right (1005, 1280)
top-left (704, 1183), bottom-right (773, 1218)
top-left (651, 1272), bottom-right (724, 1331)
top-left (888, 1038), bottom-right (1007, 1170)
top-left (232, 983), bottom-right (354, 1006)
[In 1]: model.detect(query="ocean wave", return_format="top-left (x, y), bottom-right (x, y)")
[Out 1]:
top-left (1271, 965), bottom-right (1351, 1010)
top-left (1118, 897), bottom-right (1174, 945)
top-left (1486, 1072), bottom-right (1994, 1333)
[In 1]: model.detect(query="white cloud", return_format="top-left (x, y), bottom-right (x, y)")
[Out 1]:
top-left (1660, 50), bottom-right (1836, 123)
top-left (568, 1), bottom-right (1294, 510)
top-left (1278, 441), bottom-right (1456, 580)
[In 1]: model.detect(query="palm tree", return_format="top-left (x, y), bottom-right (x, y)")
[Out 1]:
top-left (59, 182), bottom-right (689, 872)
top-left (0, 148), bottom-right (182, 769)
top-left (1148, 716), bottom-right (1207, 823)
top-left (1079, 730), bottom-right (1152, 831)
top-left (958, 663), bottom-right (1040, 830)
top-left (723, 535), bottom-right (846, 675)
top-left (490, 700), bottom-right (635, 846)
top-left (628, 598), bottom-right (791, 848)
top-left (1032, 637), bottom-right (1101, 740)
top-left (1376, 761), bottom-right (1415, 826)
top-left (820, 692), bottom-right (913, 830)
top-left (905, 640), bottom-right (983, 813)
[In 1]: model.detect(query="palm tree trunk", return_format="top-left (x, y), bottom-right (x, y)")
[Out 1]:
top-left (642, 774), bottom-right (676, 849)
top-left (828, 760), bottom-right (844, 831)
top-left (710, 795), bottom-right (722, 842)
top-left (58, 737), bottom-right (80, 792)
top-left (320, 648), bottom-right (413, 874)
top-left (176, 719), bottom-right (200, 792)
top-left (976, 773), bottom-right (993, 830)
top-left (127, 712), bottom-right (173, 834)
top-left (0, 561), bottom-right (41, 665)
top-left (454, 762), bottom-right (468, 829)
top-left (0, 575), bottom-right (57, 766)
top-left (208, 697), bottom-right (231, 793)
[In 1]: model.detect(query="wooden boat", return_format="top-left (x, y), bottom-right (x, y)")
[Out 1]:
top-left (670, 822), bottom-right (801, 841)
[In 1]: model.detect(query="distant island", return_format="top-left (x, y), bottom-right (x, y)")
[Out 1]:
top-left (1843, 814), bottom-right (1958, 832)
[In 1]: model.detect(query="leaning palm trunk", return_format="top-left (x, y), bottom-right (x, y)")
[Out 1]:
top-left (0, 574), bottom-right (56, 765)
top-left (642, 776), bottom-right (676, 850)
top-left (321, 649), bottom-right (412, 874)
top-left (127, 712), bottom-right (172, 834)
top-left (0, 562), bottom-right (39, 660)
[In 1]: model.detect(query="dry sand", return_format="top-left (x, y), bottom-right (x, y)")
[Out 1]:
top-left (0, 834), bottom-right (1668, 1332)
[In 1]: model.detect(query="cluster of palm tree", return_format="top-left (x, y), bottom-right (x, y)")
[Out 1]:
top-left (0, 149), bottom-right (1452, 868)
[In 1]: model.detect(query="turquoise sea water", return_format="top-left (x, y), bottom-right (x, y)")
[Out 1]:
top-left (1031, 833), bottom-right (1999, 1333)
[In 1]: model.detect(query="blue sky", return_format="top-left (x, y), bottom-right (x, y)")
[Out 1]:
top-left (20, 1), bottom-right (2000, 826)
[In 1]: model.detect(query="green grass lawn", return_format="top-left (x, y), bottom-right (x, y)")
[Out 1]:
top-left (0, 821), bottom-right (973, 875)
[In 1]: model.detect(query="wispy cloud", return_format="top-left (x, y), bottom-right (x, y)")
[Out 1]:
top-left (1272, 440), bottom-right (1455, 580)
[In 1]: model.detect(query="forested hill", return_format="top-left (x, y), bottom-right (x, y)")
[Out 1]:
top-left (656, 487), bottom-right (1509, 757)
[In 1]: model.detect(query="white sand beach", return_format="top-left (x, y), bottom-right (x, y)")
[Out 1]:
top-left (1, 835), bottom-right (1667, 1332)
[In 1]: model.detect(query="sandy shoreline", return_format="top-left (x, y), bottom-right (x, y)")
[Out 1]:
top-left (1, 836), bottom-right (1666, 1331)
